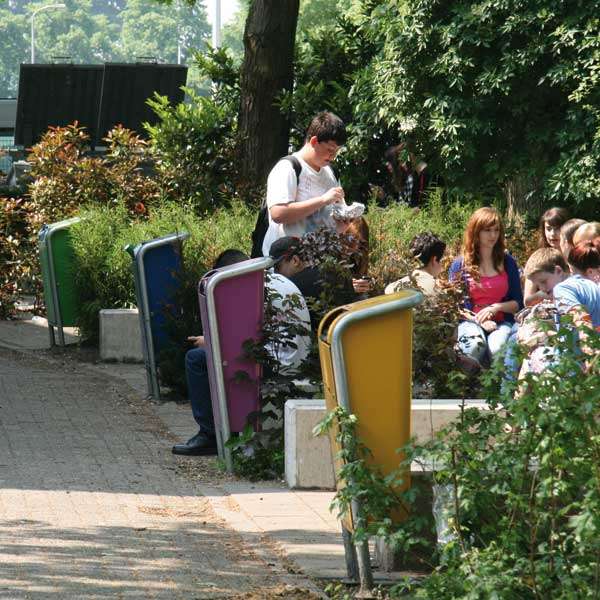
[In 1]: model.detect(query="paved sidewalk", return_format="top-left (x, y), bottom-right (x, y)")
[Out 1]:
top-left (0, 317), bottom-right (351, 587)
top-left (0, 347), bottom-right (325, 599)
top-left (155, 402), bottom-right (346, 579)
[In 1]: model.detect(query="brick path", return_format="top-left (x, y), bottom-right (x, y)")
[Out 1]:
top-left (0, 348), bottom-right (319, 599)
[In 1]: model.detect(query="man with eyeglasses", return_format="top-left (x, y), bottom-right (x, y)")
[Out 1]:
top-left (261, 111), bottom-right (347, 256)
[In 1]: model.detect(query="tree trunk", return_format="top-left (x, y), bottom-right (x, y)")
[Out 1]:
top-left (236, 0), bottom-right (299, 202)
top-left (504, 175), bottom-right (541, 228)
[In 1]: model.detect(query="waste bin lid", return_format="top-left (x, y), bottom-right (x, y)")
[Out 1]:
top-left (318, 288), bottom-right (423, 344)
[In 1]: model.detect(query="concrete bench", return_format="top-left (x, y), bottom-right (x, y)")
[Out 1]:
top-left (284, 398), bottom-right (488, 489)
top-left (99, 308), bottom-right (143, 362)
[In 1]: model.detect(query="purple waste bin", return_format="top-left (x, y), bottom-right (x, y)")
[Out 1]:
top-left (198, 257), bottom-right (273, 470)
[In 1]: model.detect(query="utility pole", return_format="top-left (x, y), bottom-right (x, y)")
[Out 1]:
top-left (212, 0), bottom-right (221, 48)
top-left (31, 3), bottom-right (66, 64)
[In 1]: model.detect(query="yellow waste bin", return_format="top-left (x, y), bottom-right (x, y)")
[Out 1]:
top-left (318, 289), bottom-right (424, 530)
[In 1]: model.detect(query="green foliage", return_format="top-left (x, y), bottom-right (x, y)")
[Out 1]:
top-left (0, 1), bottom-right (210, 97)
top-left (145, 86), bottom-right (237, 213)
top-left (69, 200), bottom-right (254, 343)
top-left (349, 0), bottom-right (600, 208)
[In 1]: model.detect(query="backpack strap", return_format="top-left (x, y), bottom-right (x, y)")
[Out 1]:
top-left (282, 155), bottom-right (302, 184)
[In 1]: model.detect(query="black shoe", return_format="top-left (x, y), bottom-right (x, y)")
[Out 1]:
top-left (172, 432), bottom-right (217, 456)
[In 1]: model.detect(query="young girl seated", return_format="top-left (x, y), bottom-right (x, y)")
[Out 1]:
top-left (449, 207), bottom-right (523, 371)
top-left (524, 207), bottom-right (569, 306)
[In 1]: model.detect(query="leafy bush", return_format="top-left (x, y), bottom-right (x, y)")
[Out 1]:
top-left (146, 89), bottom-right (237, 213)
top-left (0, 197), bottom-right (38, 317)
top-left (320, 319), bottom-right (600, 599)
top-left (70, 201), bottom-right (255, 345)
top-left (27, 123), bottom-right (160, 230)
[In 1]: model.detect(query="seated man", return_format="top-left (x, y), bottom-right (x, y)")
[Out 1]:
top-left (173, 244), bottom-right (311, 456)
top-left (173, 249), bottom-right (249, 456)
top-left (385, 232), bottom-right (446, 296)
top-left (275, 234), bottom-right (359, 329)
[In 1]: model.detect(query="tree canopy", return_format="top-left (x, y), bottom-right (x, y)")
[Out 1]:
top-left (349, 0), bottom-right (600, 209)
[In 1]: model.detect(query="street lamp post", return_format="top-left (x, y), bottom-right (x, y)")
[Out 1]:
top-left (31, 3), bottom-right (66, 64)
top-left (212, 0), bottom-right (221, 49)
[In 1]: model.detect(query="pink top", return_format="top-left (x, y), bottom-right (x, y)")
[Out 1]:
top-left (468, 271), bottom-right (508, 322)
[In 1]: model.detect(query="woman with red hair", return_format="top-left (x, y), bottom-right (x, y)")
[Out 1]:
top-left (449, 207), bottom-right (524, 371)
top-left (568, 237), bottom-right (600, 284)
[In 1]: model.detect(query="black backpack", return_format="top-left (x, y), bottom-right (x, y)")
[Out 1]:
top-left (250, 155), bottom-right (302, 258)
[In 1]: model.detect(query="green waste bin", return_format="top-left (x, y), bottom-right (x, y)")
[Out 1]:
top-left (38, 217), bottom-right (81, 346)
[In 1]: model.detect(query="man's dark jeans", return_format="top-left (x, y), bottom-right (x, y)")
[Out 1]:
top-left (185, 347), bottom-right (214, 436)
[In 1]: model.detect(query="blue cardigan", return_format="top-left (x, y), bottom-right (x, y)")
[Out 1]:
top-left (448, 254), bottom-right (524, 324)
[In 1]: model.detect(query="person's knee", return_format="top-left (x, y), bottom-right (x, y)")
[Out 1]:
top-left (186, 347), bottom-right (207, 371)
top-left (488, 326), bottom-right (512, 356)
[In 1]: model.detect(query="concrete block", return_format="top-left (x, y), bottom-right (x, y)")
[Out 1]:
top-left (411, 398), bottom-right (488, 443)
top-left (99, 308), bottom-right (143, 362)
top-left (285, 399), bottom-right (336, 490)
top-left (284, 398), bottom-right (487, 489)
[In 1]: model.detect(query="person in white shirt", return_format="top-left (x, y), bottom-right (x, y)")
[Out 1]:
top-left (261, 111), bottom-right (347, 256)
top-left (266, 237), bottom-right (312, 373)
top-left (385, 232), bottom-right (446, 296)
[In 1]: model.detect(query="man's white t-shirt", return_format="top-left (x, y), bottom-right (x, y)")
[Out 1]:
top-left (262, 153), bottom-right (338, 256)
top-left (265, 272), bottom-right (311, 374)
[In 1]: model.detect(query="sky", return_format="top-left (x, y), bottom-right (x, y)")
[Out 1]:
top-left (202, 0), bottom-right (239, 26)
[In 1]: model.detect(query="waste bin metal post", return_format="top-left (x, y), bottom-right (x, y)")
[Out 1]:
top-left (317, 289), bottom-right (424, 587)
top-left (38, 217), bottom-right (81, 347)
top-left (198, 257), bottom-right (273, 472)
top-left (126, 232), bottom-right (190, 401)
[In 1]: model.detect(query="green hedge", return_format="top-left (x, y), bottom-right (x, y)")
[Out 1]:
top-left (70, 201), bottom-right (256, 343)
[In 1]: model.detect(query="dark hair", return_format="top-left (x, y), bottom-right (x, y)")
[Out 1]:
top-left (305, 111), bottom-right (347, 145)
top-left (410, 232), bottom-right (446, 266)
top-left (384, 143), bottom-right (410, 193)
top-left (561, 218), bottom-right (587, 245)
top-left (538, 207), bottom-right (569, 248)
top-left (568, 238), bottom-right (600, 272)
top-left (213, 249), bottom-right (248, 269)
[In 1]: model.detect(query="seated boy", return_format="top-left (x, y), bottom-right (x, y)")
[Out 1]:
top-left (573, 221), bottom-right (600, 246)
top-left (515, 248), bottom-right (600, 376)
top-left (173, 249), bottom-right (250, 456)
top-left (504, 247), bottom-right (599, 380)
top-left (385, 232), bottom-right (446, 296)
top-left (525, 248), bottom-right (600, 329)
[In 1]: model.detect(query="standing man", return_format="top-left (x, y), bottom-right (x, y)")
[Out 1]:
top-left (261, 111), bottom-right (347, 256)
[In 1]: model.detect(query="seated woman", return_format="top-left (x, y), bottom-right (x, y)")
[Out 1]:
top-left (524, 207), bottom-right (569, 306)
top-left (449, 207), bottom-right (523, 371)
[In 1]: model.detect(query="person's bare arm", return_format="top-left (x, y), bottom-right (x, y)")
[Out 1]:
top-left (270, 187), bottom-right (344, 225)
top-left (474, 300), bottom-right (519, 324)
top-left (187, 335), bottom-right (205, 348)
